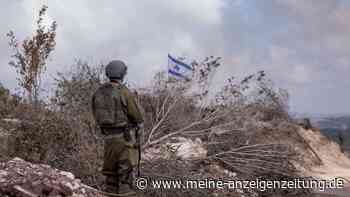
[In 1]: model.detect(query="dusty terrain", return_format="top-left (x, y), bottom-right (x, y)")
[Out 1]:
top-left (297, 128), bottom-right (350, 196)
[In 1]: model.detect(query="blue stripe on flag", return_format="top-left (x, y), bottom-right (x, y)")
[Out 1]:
top-left (168, 54), bottom-right (193, 70)
top-left (168, 69), bottom-right (190, 81)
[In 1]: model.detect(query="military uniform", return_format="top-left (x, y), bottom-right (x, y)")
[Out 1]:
top-left (92, 60), bottom-right (143, 195)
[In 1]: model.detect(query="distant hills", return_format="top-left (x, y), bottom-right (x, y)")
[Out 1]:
top-left (308, 115), bottom-right (350, 154)
top-left (311, 115), bottom-right (350, 130)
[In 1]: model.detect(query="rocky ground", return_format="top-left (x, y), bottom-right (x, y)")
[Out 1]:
top-left (0, 158), bottom-right (103, 197)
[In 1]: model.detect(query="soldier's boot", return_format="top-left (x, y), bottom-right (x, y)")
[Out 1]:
top-left (117, 165), bottom-right (136, 196)
top-left (104, 176), bottom-right (119, 194)
top-left (118, 183), bottom-right (136, 196)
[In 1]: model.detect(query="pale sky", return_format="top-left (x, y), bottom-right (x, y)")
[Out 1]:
top-left (0, 0), bottom-right (349, 115)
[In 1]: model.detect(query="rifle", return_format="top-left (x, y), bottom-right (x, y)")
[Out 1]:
top-left (135, 124), bottom-right (143, 177)
top-left (133, 90), bottom-right (143, 177)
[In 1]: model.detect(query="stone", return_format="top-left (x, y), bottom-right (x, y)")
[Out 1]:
top-left (0, 158), bottom-right (104, 197)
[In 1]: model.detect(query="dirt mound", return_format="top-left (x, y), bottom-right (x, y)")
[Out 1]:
top-left (248, 120), bottom-right (350, 180)
top-left (0, 158), bottom-right (103, 197)
top-left (297, 128), bottom-right (350, 180)
top-left (250, 121), bottom-right (322, 170)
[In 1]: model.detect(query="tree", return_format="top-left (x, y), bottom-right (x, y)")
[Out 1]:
top-left (7, 5), bottom-right (57, 105)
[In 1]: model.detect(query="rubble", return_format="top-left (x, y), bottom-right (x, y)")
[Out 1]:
top-left (0, 158), bottom-right (104, 197)
top-left (166, 137), bottom-right (207, 160)
top-left (143, 137), bottom-right (207, 161)
top-left (1, 119), bottom-right (21, 125)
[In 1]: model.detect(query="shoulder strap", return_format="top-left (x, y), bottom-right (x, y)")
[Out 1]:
top-left (109, 81), bottom-right (123, 90)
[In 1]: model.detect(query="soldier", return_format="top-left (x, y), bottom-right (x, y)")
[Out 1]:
top-left (92, 60), bottom-right (143, 195)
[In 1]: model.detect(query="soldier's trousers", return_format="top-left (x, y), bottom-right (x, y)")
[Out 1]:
top-left (101, 128), bottom-right (138, 194)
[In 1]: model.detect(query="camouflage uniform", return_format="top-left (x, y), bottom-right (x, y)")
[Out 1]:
top-left (92, 61), bottom-right (143, 195)
top-left (101, 81), bottom-right (143, 194)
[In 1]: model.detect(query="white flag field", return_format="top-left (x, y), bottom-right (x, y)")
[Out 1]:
top-left (167, 54), bottom-right (193, 81)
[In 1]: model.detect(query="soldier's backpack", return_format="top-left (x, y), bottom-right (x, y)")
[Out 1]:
top-left (92, 83), bottom-right (127, 128)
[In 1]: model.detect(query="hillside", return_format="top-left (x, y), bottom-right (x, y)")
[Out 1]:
top-left (296, 127), bottom-right (350, 180)
top-left (309, 115), bottom-right (350, 155)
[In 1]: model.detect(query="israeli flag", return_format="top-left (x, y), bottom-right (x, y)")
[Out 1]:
top-left (168, 54), bottom-right (193, 81)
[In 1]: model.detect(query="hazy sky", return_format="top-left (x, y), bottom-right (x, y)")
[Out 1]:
top-left (0, 0), bottom-right (349, 115)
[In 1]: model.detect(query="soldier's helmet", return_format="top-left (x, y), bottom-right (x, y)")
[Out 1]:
top-left (105, 60), bottom-right (128, 80)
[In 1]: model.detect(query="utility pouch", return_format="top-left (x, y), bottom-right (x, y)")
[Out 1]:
top-left (123, 129), bottom-right (132, 142)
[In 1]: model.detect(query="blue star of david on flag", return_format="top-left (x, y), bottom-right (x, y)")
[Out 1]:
top-left (167, 54), bottom-right (193, 81)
